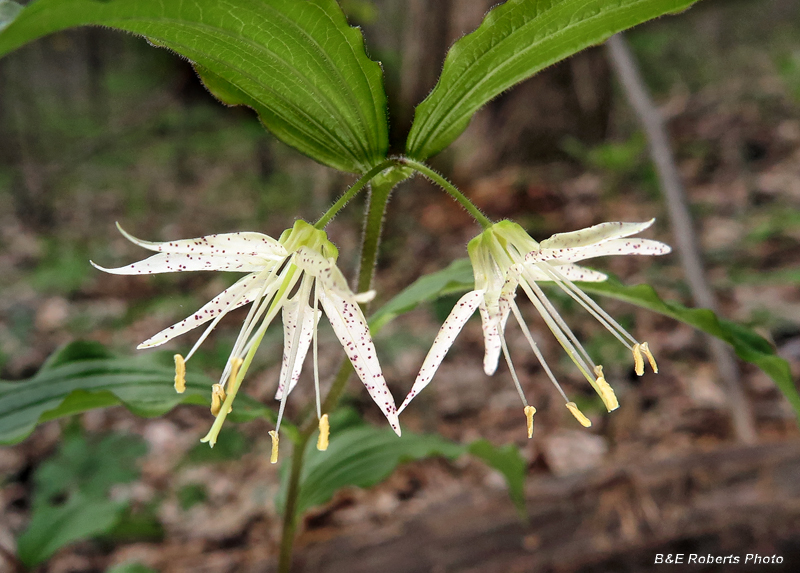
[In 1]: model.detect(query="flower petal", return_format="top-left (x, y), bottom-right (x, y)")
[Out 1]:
top-left (399, 290), bottom-right (483, 413)
top-left (137, 274), bottom-right (263, 349)
top-left (319, 288), bottom-right (402, 435)
top-left (539, 219), bottom-right (655, 250)
top-left (91, 253), bottom-right (274, 275)
top-left (533, 238), bottom-right (671, 264)
top-left (116, 223), bottom-right (287, 258)
top-left (524, 263), bottom-right (608, 282)
top-left (275, 296), bottom-right (319, 400)
top-left (294, 247), bottom-right (352, 296)
top-left (479, 302), bottom-right (511, 376)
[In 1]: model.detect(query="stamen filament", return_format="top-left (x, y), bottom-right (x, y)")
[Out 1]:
top-left (517, 278), bottom-right (596, 384)
top-left (536, 262), bottom-right (637, 349)
top-left (510, 301), bottom-right (569, 402)
top-left (201, 265), bottom-right (299, 447)
top-left (185, 265), bottom-right (278, 363)
top-left (521, 271), bottom-right (597, 372)
top-left (217, 264), bottom-right (285, 384)
top-left (499, 329), bottom-right (529, 407)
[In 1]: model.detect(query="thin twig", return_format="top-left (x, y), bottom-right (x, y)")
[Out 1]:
top-left (606, 34), bottom-right (756, 444)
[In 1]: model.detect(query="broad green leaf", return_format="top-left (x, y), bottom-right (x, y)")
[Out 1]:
top-left (276, 415), bottom-right (528, 519)
top-left (406, 0), bottom-right (698, 160)
top-left (18, 496), bottom-right (127, 566)
top-left (0, 340), bottom-right (274, 445)
top-left (369, 258), bottom-right (474, 333)
top-left (0, 0), bottom-right (389, 173)
top-left (468, 439), bottom-right (527, 518)
top-left (371, 259), bottom-right (800, 420)
top-left (576, 278), bottom-right (800, 419)
top-left (17, 432), bottom-right (148, 567)
top-left (34, 433), bottom-right (147, 499)
top-left (278, 423), bottom-right (464, 517)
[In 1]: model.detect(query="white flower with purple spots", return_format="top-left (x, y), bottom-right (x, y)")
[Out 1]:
top-left (399, 220), bottom-right (671, 436)
top-left (93, 220), bottom-right (400, 453)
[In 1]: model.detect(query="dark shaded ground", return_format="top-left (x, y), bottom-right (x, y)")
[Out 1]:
top-left (1, 0), bottom-right (800, 571)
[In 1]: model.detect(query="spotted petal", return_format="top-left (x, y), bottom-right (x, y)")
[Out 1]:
top-left (319, 287), bottom-right (401, 436)
top-left (91, 252), bottom-right (274, 275)
top-left (532, 238), bottom-right (671, 264)
top-left (524, 263), bottom-right (609, 282)
top-left (539, 219), bottom-right (655, 250)
top-left (399, 290), bottom-right (483, 413)
top-left (116, 223), bottom-right (286, 258)
top-left (294, 247), bottom-right (351, 297)
top-left (137, 273), bottom-right (264, 349)
top-left (275, 296), bottom-right (319, 400)
top-left (479, 303), bottom-right (512, 376)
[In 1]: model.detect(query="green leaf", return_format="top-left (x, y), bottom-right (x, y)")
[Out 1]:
top-left (107, 564), bottom-right (159, 573)
top-left (278, 425), bottom-right (464, 517)
top-left (0, 0), bottom-right (388, 173)
top-left (33, 433), bottom-right (147, 500)
top-left (0, 341), bottom-right (274, 445)
top-left (468, 440), bottom-right (527, 518)
top-left (369, 258), bottom-right (473, 333)
top-left (406, 0), bottom-right (698, 160)
top-left (17, 432), bottom-right (149, 567)
top-left (575, 278), bottom-right (800, 420)
top-left (18, 496), bottom-right (127, 566)
top-left (370, 259), bottom-right (800, 421)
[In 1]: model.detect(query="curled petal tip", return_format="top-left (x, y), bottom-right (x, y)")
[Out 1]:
top-left (353, 289), bottom-right (377, 304)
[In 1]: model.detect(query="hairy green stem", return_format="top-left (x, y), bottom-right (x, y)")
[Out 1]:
top-left (277, 175), bottom-right (397, 573)
top-left (314, 159), bottom-right (397, 229)
top-left (400, 158), bottom-right (493, 229)
top-left (355, 175), bottom-right (396, 294)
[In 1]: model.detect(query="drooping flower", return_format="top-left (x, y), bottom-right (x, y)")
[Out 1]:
top-left (92, 220), bottom-right (400, 455)
top-left (399, 219), bottom-right (671, 436)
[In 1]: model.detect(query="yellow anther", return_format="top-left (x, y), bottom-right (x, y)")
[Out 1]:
top-left (174, 354), bottom-right (186, 394)
top-left (317, 413), bottom-right (330, 451)
top-left (566, 402), bottom-right (592, 428)
top-left (210, 384), bottom-right (227, 416)
top-left (632, 343), bottom-right (645, 376)
top-left (524, 405), bottom-right (536, 439)
top-left (269, 430), bottom-right (280, 464)
top-left (594, 365), bottom-right (619, 412)
top-left (640, 342), bottom-right (658, 373)
top-left (228, 356), bottom-right (243, 388)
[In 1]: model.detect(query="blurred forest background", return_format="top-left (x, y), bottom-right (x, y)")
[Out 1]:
top-left (2, 0), bottom-right (800, 571)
